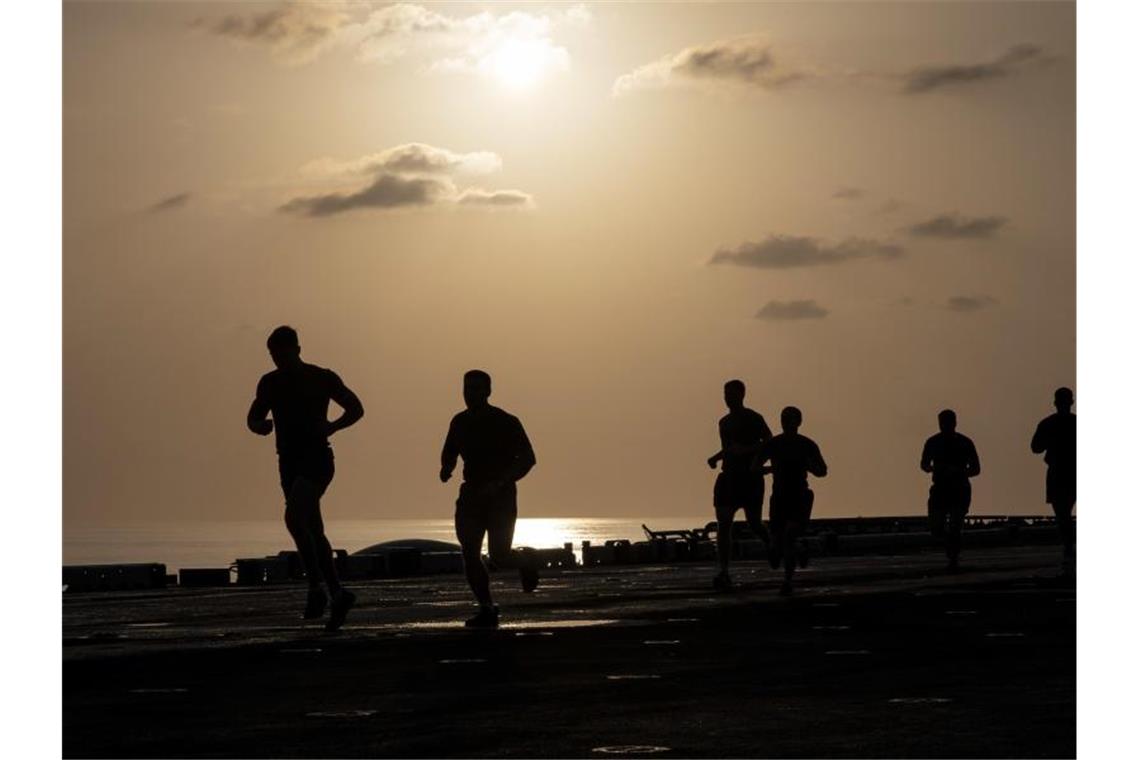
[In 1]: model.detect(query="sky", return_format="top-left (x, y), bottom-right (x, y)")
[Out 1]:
top-left (63, 1), bottom-right (1075, 528)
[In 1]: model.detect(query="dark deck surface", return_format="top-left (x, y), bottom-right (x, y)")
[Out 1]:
top-left (63, 546), bottom-right (1075, 758)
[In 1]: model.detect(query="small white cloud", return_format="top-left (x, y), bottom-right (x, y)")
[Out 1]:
top-left (457, 188), bottom-right (535, 208)
top-left (282, 142), bottom-right (532, 218)
top-left (300, 144), bottom-right (502, 179)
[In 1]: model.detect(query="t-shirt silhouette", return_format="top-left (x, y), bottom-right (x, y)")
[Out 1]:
top-left (756, 433), bottom-right (826, 492)
top-left (921, 432), bottom-right (980, 485)
top-left (442, 405), bottom-right (534, 485)
top-left (1032, 413), bottom-right (1076, 473)
top-left (718, 408), bottom-right (773, 473)
top-left (255, 363), bottom-right (346, 457)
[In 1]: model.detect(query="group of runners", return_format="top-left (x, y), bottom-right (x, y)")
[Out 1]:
top-left (246, 325), bottom-right (1076, 631)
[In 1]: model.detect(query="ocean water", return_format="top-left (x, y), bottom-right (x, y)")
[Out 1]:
top-left (62, 517), bottom-right (708, 572)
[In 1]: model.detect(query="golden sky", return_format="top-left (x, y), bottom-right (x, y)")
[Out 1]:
top-left (63, 1), bottom-right (1075, 525)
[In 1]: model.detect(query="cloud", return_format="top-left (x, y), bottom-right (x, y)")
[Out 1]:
top-left (902, 44), bottom-right (1045, 94)
top-left (457, 188), bottom-right (534, 207)
top-left (947, 295), bottom-right (998, 313)
top-left (832, 186), bottom-right (864, 200)
top-left (755, 300), bottom-right (829, 320)
top-left (710, 235), bottom-right (903, 269)
top-left (907, 214), bottom-right (1007, 239)
top-left (147, 192), bottom-right (191, 213)
top-left (281, 142), bottom-right (533, 217)
top-left (875, 198), bottom-right (904, 215)
top-left (279, 173), bottom-right (454, 217)
top-left (301, 143), bottom-right (501, 178)
top-left (368, 5), bottom-right (584, 83)
top-left (613, 36), bottom-right (806, 96)
top-left (194, 2), bottom-right (353, 65)
top-left (196, 2), bottom-right (588, 76)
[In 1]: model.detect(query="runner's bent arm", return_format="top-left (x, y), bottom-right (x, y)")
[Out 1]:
top-left (965, 441), bottom-right (981, 478)
top-left (440, 416), bottom-right (460, 482)
top-left (708, 419), bottom-right (729, 468)
top-left (503, 420), bottom-right (536, 483)
top-left (326, 372), bottom-right (364, 436)
top-left (1030, 420), bottom-right (1048, 455)
top-left (808, 442), bottom-right (828, 478)
top-left (920, 438), bottom-right (934, 473)
top-left (247, 378), bottom-right (273, 435)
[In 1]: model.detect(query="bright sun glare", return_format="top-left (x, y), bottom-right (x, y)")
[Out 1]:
top-left (486, 38), bottom-right (557, 90)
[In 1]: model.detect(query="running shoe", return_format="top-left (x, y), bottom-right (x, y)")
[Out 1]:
top-left (325, 589), bottom-right (356, 632)
top-left (518, 549), bottom-right (540, 593)
top-left (712, 571), bottom-right (733, 592)
top-left (465, 605), bottom-right (500, 628)
top-left (303, 587), bottom-right (327, 620)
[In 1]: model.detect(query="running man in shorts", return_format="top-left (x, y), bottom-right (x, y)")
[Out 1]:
top-left (247, 326), bottom-right (364, 631)
top-left (1031, 387), bottom-right (1076, 574)
top-left (706, 379), bottom-right (772, 591)
top-left (441, 370), bottom-right (539, 628)
top-left (921, 409), bottom-right (981, 573)
top-left (752, 406), bottom-right (827, 596)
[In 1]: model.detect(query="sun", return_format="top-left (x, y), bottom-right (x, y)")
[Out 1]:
top-left (484, 37), bottom-right (566, 90)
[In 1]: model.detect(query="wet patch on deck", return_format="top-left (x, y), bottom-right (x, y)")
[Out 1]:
top-left (592, 746), bottom-right (671, 755)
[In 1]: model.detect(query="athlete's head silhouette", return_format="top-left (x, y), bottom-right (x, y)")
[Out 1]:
top-left (938, 409), bottom-right (957, 433)
top-left (723, 379), bottom-right (746, 411)
top-left (463, 369), bottom-right (492, 410)
top-left (267, 325), bottom-right (301, 370)
top-left (1054, 387), bottom-right (1074, 412)
top-left (780, 406), bottom-right (802, 433)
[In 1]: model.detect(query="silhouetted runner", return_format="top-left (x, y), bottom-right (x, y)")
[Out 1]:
top-left (1032, 387), bottom-right (1076, 574)
top-left (751, 406), bottom-right (827, 596)
top-left (441, 370), bottom-right (539, 628)
top-left (247, 326), bottom-right (364, 631)
top-left (920, 410), bottom-right (980, 573)
top-left (706, 379), bottom-right (772, 591)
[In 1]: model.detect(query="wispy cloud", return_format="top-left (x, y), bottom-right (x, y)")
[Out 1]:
top-left (300, 143), bottom-right (501, 179)
top-left (907, 214), bottom-right (1007, 239)
top-left (613, 36), bottom-right (806, 96)
top-left (876, 198), bottom-right (905, 215)
top-left (755, 300), bottom-right (829, 320)
top-left (280, 173), bottom-right (453, 217)
top-left (456, 188), bottom-right (534, 207)
top-left (147, 192), bottom-right (191, 214)
top-left (832, 186), bottom-right (864, 200)
top-left (194, 2), bottom-right (589, 78)
top-left (947, 295), bottom-right (998, 312)
top-left (710, 235), bottom-right (903, 269)
top-left (280, 143), bottom-right (533, 217)
top-left (192, 2), bottom-right (352, 65)
top-left (902, 44), bottom-right (1045, 94)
